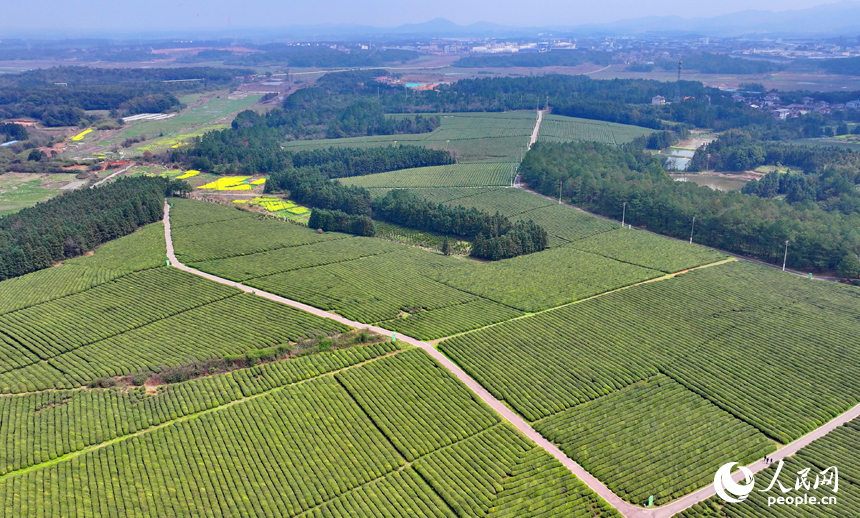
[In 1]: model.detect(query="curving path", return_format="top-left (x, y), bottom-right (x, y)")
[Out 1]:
top-left (162, 202), bottom-right (860, 518)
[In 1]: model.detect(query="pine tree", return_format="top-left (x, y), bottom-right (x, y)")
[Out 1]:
top-left (442, 238), bottom-right (452, 256)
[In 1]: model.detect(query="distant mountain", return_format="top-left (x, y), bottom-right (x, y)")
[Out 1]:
top-left (267, 3), bottom-right (860, 39)
top-left (6, 2), bottom-right (860, 40)
top-left (263, 2), bottom-right (860, 39)
top-left (575, 1), bottom-right (860, 36)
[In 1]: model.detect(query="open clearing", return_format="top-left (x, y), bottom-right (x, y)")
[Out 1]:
top-left (0, 173), bottom-right (80, 216)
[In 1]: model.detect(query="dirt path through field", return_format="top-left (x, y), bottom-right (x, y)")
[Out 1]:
top-left (90, 162), bottom-right (135, 188)
top-left (529, 110), bottom-right (543, 149)
top-left (162, 201), bottom-right (859, 518)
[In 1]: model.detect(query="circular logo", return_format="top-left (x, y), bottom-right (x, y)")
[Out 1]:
top-left (714, 462), bottom-right (755, 503)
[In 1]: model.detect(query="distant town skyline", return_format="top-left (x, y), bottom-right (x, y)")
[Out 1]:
top-left (2, 0), bottom-right (859, 34)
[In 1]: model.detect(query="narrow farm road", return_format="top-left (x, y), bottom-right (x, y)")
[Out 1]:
top-left (90, 162), bottom-right (135, 188)
top-left (162, 202), bottom-right (648, 518)
top-left (658, 400), bottom-right (860, 516)
top-left (162, 202), bottom-right (860, 518)
top-left (529, 109), bottom-right (543, 149)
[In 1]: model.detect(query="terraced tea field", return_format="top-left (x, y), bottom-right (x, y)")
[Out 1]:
top-left (281, 112), bottom-right (537, 163)
top-left (0, 346), bottom-right (620, 518)
top-left (340, 162), bottom-right (514, 188)
top-left (171, 200), bottom-right (706, 334)
top-left (537, 114), bottom-right (655, 145)
top-left (675, 418), bottom-right (860, 517)
top-left (535, 375), bottom-right (774, 506)
top-left (5, 98), bottom-right (860, 518)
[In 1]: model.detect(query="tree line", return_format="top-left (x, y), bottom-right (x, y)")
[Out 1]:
top-left (0, 123), bottom-right (27, 142)
top-left (454, 50), bottom-right (611, 68)
top-left (265, 167), bottom-right (373, 216)
top-left (268, 171), bottom-right (548, 260)
top-left (0, 177), bottom-right (172, 280)
top-left (290, 145), bottom-right (453, 178)
top-left (186, 139), bottom-right (452, 177)
top-left (307, 209), bottom-right (375, 237)
top-left (0, 66), bottom-right (248, 126)
top-left (373, 190), bottom-right (548, 260)
top-left (519, 141), bottom-right (860, 277)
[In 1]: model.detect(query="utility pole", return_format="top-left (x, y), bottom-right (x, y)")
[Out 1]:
top-left (782, 240), bottom-right (790, 271)
top-left (689, 216), bottom-right (696, 244)
top-left (621, 201), bottom-right (627, 228)
top-left (673, 60), bottom-right (682, 103)
top-left (558, 181), bottom-right (563, 204)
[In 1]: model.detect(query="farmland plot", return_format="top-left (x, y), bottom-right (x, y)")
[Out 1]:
top-left (281, 112), bottom-right (536, 162)
top-left (440, 261), bottom-right (860, 442)
top-left (0, 222), bottom-right (166, 316)
top-left (420, 187), bottom-right (617, 246)
top-left (675, 419), bottom-right (860, 517)
top-left (0, 348), bottom-right (619, 518)
top-left (568, 229), bottom-right (727, 272)
top-left (0, 292), bottom-right (349, 392)
top-left (0, 342), bottom-right (399, 475)
top-left (428, 245), bottom-right (663, 312)
top-left (535, 375), bottom-right (774, 506)
top-left (340, 162), bottom-right (514, 189)
top-left (538, 114), bottom-right (654, 145)
top-left (171, 204), bottom-right (345, 262)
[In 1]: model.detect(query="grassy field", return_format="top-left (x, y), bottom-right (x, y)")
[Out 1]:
top-left (98, 94), bottom-right (261, 150)
top-left (340, 162), bottom-right (515, 188)
top-left (0, 173), bottom-right (81, 216)
top-left (282, 112), bottom-right (536, 163)
top-left (538, 114), bottom-right (655, 145)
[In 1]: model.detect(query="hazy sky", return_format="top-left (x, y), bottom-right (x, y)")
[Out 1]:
top-left (0, 0), bottom-right (854, 32)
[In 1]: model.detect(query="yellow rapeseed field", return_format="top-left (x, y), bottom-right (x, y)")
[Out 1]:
top-left (199, 176), bottom-right (252, 190)
top-left (71, 129), bottom-right (93, 141)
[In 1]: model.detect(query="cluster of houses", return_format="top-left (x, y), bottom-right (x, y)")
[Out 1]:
top-left (651, 92), bottom-right (860, 120)
top-left (731, 93), bottom-right (860, 119)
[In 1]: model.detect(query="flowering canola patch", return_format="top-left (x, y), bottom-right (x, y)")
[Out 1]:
top-left (235, 196), bottom-right (311, 217)
top-left (176, 170), bottom-right (200, 179)
top-left (71, 129), bottom-right (93, 141)
top-left (199, 176), bottom-right (253, 191)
